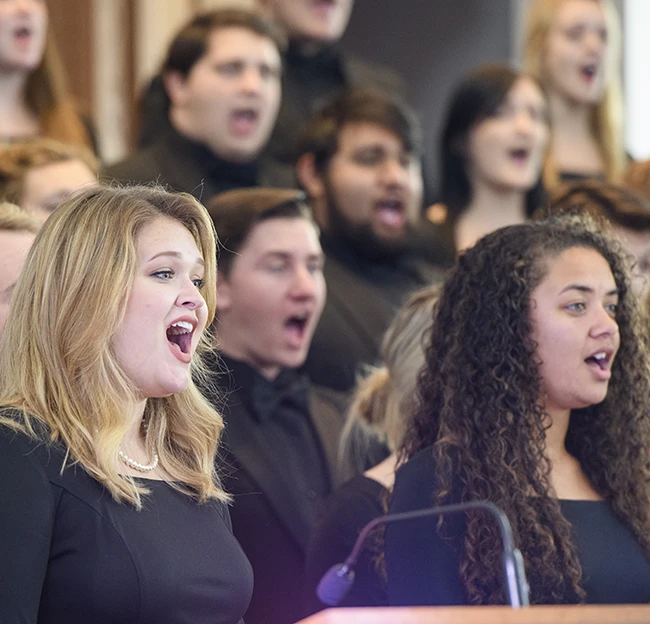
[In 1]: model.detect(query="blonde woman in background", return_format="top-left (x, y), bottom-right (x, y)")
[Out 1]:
top-left (0, 202), bottom-right (38, 334)
top-left (0, 0), bottom-right (93, 149)
top-left (304, 285), bottom-right (439, 614)
top-left (0, 185), bottom-right (252, 623)
top-left (524, 0), bottom-right (625, 187)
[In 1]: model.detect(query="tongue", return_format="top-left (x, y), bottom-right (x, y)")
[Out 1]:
top-left (230, 112), bottom-right (257, 136)
top-left (168, 332), bottom-right (191, 354)
top-left (586, 356), bottom-right (605, 370)
top-left (285, 321), bottom-right (305, 347)
top-left (376, 206), bottom-right (405, 229)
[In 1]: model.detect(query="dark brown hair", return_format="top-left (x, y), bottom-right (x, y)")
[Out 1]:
top-left (206, 187), bottom-right (316, 276)
top-left (296, 87), bottom-right (421, 173)
top-left (162, 8), bottom-right (285, 78)
top-left (537, 180), bottom-right (650, 233)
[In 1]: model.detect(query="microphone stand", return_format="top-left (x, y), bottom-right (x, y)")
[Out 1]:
top-left (317, 500), bottom-right (530, 608)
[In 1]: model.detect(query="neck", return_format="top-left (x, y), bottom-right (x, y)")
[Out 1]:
top-left (217, 337), bottom-right (281, 382)
top-left (548, 91), bottom-right (593, 135)
top-left (123, 399), bottom-right (147, 447)
top-left (294, 39), bottom-right (329, 57)
top-left (543, 406), bottom-right (572, 465)
top-left (455, 184), bottom-right (527, 252)
top-left (0, 69), bottom-right (38, 137)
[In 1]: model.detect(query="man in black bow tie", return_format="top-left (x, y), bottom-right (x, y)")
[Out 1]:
top-left (204, 187), bottom-right (344, 624)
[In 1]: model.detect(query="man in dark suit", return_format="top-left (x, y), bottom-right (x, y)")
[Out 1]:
top-left (204, 188), bottom-right (344, 624)
top-left (296, 88), bottom-right (451, 393)
top-left (258, 0), bottom-right (404, 165)
top-left (105, 9), bottom-right (294, 202)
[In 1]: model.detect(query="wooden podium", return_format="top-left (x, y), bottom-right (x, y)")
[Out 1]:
top-left (296, 605), bottom-right (650, 624)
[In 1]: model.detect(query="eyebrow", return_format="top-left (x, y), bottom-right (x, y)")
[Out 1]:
top-left (261, 250), bottom-right (325, 260)
top-left (559, 284), bottom-right (619, 296)
top-left (147, 251), bottom-right (205, 267)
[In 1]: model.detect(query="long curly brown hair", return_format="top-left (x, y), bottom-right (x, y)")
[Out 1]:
top-left (401, 216), bottom-right (650, 605)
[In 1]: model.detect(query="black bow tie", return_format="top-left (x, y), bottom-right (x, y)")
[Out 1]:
top-left (251, 373), bottom-right (310, 421)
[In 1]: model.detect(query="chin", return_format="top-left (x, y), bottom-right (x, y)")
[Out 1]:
top-left (280, 351), bottom-right (309, 371)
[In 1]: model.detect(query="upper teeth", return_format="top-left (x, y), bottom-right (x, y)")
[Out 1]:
top-left (170, 321), bottom-right (192, 332)
top-left (593, 352), bottom-right (606, 360)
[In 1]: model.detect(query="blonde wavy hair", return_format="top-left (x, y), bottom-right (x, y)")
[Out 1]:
top-left (0, 185), bottom-right (226, 508)
top-left (0, 201), bottom-right (40, 233)
top-left (523, 0), bottom-right (625, 187)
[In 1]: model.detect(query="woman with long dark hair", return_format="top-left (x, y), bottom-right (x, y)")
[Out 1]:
top-left (434, 64), bottom-right (549, 253)
top-left (386, 215), bottom-right (650, 605)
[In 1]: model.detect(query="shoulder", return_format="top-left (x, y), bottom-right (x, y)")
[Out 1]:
top-left (102, 143), bottom-right (167, 185)
top-left (391, 447), bottom-right (440, 512)
top-left (327, 475), bottom-right (386, 519)
top-left (0, 409), bottom-right (57, 463)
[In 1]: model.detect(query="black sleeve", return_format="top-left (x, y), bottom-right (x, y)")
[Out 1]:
top-left (303, 480), bottom-right (387, 614)
top-left (385, 449), bottom-right (467, 606)
top-left (0, 427), bottom-right (56, 623)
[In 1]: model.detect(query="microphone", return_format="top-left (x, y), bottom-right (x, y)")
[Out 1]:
top-left (316, 500), bottom-right (529, 608)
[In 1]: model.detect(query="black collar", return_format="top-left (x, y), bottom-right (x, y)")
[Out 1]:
top-left (218, 355), bottom-right (310, 422)
top-left (165, 125), bottom-right (260, 188)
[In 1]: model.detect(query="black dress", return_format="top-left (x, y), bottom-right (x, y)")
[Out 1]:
top-left (386, 447), bottom-right (650, 606)
top-left (0, 421), bottom-right (253, 623)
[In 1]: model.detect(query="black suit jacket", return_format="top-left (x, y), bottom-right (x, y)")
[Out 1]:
top-left (103, 126), bottom-right (296, 204)
top-left (212, 374), bottom-right (345, 624)
top-left (305, 237), bottom-right (445, 392)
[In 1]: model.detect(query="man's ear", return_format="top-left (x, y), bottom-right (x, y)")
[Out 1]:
top-left (216, 271), bottom-right (232, 313)
top-left (163, 70), bottom-right (190, 107)
top-left (296, 153), bottom-right (325, 201)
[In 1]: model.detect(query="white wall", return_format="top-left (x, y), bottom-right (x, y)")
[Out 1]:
top-left (624, 0), bottom-right (650, 160)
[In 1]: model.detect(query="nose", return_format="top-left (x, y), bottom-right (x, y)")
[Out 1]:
top-left (240, 67), bottom-right (262, 94)
top-left (514, 110), bottom-right (535, 136)
top-left (176, 278), bottom-right (206, 310)
top-left (379, 158), bottom-right (408, 188)
top-left (590, 304), bottom-right (618, 339)
top-left (584, 29), bottom-right (605, 55)
top-left (289, 265), bottom-right (317, 299)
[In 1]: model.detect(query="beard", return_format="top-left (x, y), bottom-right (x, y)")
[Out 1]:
top-left (323, 182), bottom-right (416, 263)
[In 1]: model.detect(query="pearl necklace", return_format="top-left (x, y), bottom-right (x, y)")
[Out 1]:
top-left (118, 449), bottom-right (159, 473)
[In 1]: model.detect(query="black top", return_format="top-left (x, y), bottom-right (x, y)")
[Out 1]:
top-left (386, 447), bottom-right (650, 607)
top-left (305, 233), bottom-right (445, 392)
top-left (304, 474), bottom-right (388, 615)
top-left (103, 124), bottom-right (295, 205)
top-left (0, 419), bottom-right (253, 624)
